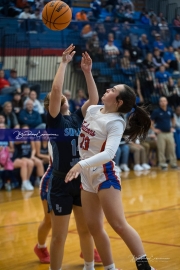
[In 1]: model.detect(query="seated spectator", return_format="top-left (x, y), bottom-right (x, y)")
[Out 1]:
top-left (104, 33), bottom-right (119, 67)
top-left (90, 0), bottom-right (101, 19)
top-left (81, 24), bottom-right (94, 40)
top-left (0, 70), bottom-right (19, 95)
top-left (8, 69), bottom-right (40, 98)
top-left (104, 0), bottom-right (117, 13)
top-left (158, 18), bottom-right (169, 41)
top-left (114, 138), bottom-right (130, 172)
top-left (138, 34), bottom-right (150, 57)
top-left (13, 126), bottom-right (44, 190)
top-left (157, 12), bottom-right (165, 23)
top-left (136, 68), bottom-right (155, 103)
top-left (35, 137), bottom-right (49, 166)
top-left (0, 123), bottom-right (14, 191)
top-left (153, 34), bottom-right (165, 52)
top-left (153, 49), bottom-right (168, 70)
top-left (35, 0), bottom-right (44, 11)
top-left (150, 16), bottom-right (159, 37)
top-left (63, 90), bottom-right (76, 113)
top-left (173, 15), bottom-right (180, 28)
top-left (143, 53), bottom-right (156, 71)
top-left (141, 12), bottom-right (150, 25)
top-left (18, 100), bottom-right (45, 129)
top-left (120, 49), bottom-right (136, 71)
top-left (86, 32), bottom-right (103, 61)
top-left (0, 114), bottom-right (5, 125)
top-left (1, 102), bottom-right (19, 128)
top-left (174, 106), bottom-right (180, 129)
top-left (30, 8), bottom-right (43, 32)
top-left (166, 78), bottom-right (180, 108)
top-left (141, 129), bottom-right (158, 167)
top-left (16, 0), bottom-right (28, 9)
top-left (163, 46), bottom-right (178, 72)
top-left (95, 23), bottom-right (107, 41)
top-left (129, 140), bottom-right (151, 171)
top-left (75, 10), bottom-right (88, 21)
top-left (172, 34), bottom-right (180, 50)
top-left (75, 88), bottom-right (87, 110)
top-left (24, 90), bottom-right (45, 120)
top-left (86, 11), bottom-right (96, 22)
top-left (121, 0), bottom-right (134, 11)
top-left (114, 6), bottom-right (127, 23)
top-left (12, 92), bottom-right (23, 117)
top-left (122, 36), bottom-right (132, 51)
top-left (151, 96), bottom-right (177, 170)
top-left (31, 8), bottom-right (42, 19)
top-left (19, 5), bottom-right (32, 19)
top-left (124, 8), bottom-right (134, 23)
top-left (21, 84), bottom-right (30, 102)
top-left (155, 65), bottom-right (171, 85)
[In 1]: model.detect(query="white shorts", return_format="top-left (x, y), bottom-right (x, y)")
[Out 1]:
top-left (81, 160), bottom-right (121, 193)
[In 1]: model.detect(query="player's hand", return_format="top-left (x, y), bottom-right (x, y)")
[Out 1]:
top-left (65, 163), bottom-right (82, 183)
top-left (81, 52), bottom-right (92, 73)
top-left (62, 44), bottom-right (76, 64)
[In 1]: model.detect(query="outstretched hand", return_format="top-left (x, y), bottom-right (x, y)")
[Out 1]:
top-left (62, 44), bottom-right (76, 64)
top-left (65, 163), bottom-right (82, 183)
top-left (81, 52), bottom-right (92, 73)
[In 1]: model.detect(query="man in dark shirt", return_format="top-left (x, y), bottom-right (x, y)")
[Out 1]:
top-left (151, 96), bottom-right (177, 169)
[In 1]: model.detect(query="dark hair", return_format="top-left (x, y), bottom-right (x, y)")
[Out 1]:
top-left (116, 84), bottom-right (151, 141)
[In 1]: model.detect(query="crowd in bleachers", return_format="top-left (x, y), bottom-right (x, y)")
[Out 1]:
top-left (0, 0), bottom-right (180, 191)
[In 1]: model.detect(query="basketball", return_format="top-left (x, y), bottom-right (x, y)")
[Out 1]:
top-left (42, 1), bottom-right (72, 31)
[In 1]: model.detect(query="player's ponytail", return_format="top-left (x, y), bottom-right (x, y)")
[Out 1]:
top-left (117, 84), bottom-right (151, 141)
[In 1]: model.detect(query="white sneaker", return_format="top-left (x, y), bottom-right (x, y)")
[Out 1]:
top-left (21, 180), bottom-right (34, 191)
top-left (133, 164), bottom-right (144, 171)
top-left (120, 164), bottom-right (130, 172)
top-left (142, 163), bottom-right (151, 170)
top-left (116, 165), bottom-right (122, 172)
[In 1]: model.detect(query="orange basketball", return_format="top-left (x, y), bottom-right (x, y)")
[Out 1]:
top-left (42, 1), bottom-right (72, 31)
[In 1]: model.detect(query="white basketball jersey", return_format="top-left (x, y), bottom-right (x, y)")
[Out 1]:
top-left (78, 105), bottom-right (125, 166)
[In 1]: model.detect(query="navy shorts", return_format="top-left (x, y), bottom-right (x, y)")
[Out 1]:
top-left (47, 170), bottom-right (81, 216)
top-left (40, 163), bottom-right (53, 200)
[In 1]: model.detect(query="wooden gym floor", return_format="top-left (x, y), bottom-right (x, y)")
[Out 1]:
top-left (0, 166), bottom-right (180, 270)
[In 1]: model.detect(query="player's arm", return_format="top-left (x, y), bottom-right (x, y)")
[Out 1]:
top-left (49, 44), bottom-right (76, 118)
top-left (81, 52), bottom-right (99, 118)
top-left (65, 120), bottom-right (124, 182)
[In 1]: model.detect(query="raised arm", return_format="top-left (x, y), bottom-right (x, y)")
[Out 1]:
top-left (49, 44), bottom-right (76, 118)
top-left (80, 52), bottom-right (99, 117)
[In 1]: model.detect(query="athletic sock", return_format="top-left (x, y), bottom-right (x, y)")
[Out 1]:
top-left (135, 255), bottom-right (151, 270)
top-left (83, 261), bottom-right (95, 270)
top-left (38, 243), bottom-right (46, 248)
top-left (104, 263), bottom-right (116, 270)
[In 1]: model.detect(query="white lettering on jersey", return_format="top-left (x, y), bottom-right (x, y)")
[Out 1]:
top-left (64, 128), bottom-right (81, 137)
top-left (81, 121), bottom-right (95, 136)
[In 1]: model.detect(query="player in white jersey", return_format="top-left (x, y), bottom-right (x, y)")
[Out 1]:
top-left (65, 84), bottom-right (156, 270)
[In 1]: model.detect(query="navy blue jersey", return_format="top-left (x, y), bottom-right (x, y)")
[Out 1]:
top-left (46, 109), bottom-right (84, 173)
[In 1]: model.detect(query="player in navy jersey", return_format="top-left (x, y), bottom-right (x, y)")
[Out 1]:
top-left (44, 45), bottom-right (100, 270)
top-left (65, 85), bottom-right (156, 270)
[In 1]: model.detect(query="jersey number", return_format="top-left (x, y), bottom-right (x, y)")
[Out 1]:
top-left (80, 133), bottom-right (90, 150)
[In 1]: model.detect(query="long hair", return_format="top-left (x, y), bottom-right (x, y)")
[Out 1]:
top-left (44, 93), bottom-right (66, 112)
top-left (116, 84), bottom-right (151, 141)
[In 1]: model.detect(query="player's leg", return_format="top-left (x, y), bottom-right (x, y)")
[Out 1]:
top-left (50, 211), bottom-right (70, 270)
top-left (34, 199), bottom-right (51, 263)
top-left (81, 190), bottom-right (116, 268)
top-left (99, 186), bottom-right (154, 270)
top-left (73, 205), bottom-right (95, 269)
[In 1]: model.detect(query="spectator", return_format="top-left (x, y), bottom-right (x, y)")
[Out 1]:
top-left (13, 126), bottom-right (44, 190)
top-left (0, 70), bottom-right (19, 95)
top-left (95, 23), bottom-right (107, 41)
top-left (138, 34), bottom-right (150, 57)
top-left (150, 16), bottom-right (159, 37)
top-left (172, 34), bottom-right (180, 50)
top-left (163, 46), bottom-right (179, 72)
top-left (163, 78), bottom-right (180, 108)
top-left (35, 0), bottom-right (44, 11)
top-left (12, 92), bottom-right (23, 117)
top-left (19, 5), bottom-right (31, 19)
top-left (136, 68), bottom-right (155, 103)
top-left (86, 11), bottom-right (96, 21)
top-left (75, 10), bottom-right (88, 21)
top-left (18, 100), bottom-right (45, 129)
top-left (0, 114), bottom-right (5, 125)
top-left (174, 106), bottom-right (180, 129)
top-left (63, 89), bottom-right (76, 113)
top-left (122, 36), bottom-right (132, 51)
top-left (1, 102), bottom-right (19, 128)
top-left (153, 49), bottom-right (168, 70)
top-left (74, 88), bottom-right (87, 110)
top-left (104, 0), bottom-right (117, 13)
top-left (86, 32), bottom-right (103, 61)
top-left (16, 0), bottom-right (28, 9)
top-left (173, 15), bottom-right (180, 27)
top-left (90, 0), bottom-right (101, 19)
top-left (155, 65), bottom-right (171, 84)
top-left (151, 96), bottom-right (177, 170)
top-left (143, 53), bottom-right (156, 71)
top-left (141, 12), bottom-right (150, 25)
top-left (153, 34), bottom-right (165, 52)
top-left (8, 69), bottom-right (40, 98)
top-left (31, 8), bottom-right (42, 19)
top-left (157, 12), bottom-right (165, 23)
top-left (81, 24), bottom-right (94, 40)
top-left (114, 138), bottom-right (130, 172)
top-left (24, 90), bottom-right (44, 116)
top-left (35, 136), bottom-right (49, 165)
top-left (158, 18), bottom-right (169, 41)
top-left (120, 49), bottom-right (136, 71)
top-left (104, 33), bottom-right (119, 67)
top-left (129, 140), bottom-right (151, 171)
top-left (124, 8), bottom-right (134, 23)
top-left (114, 6), bottom-right (127, 23)
top-left (21, 84), bottom-right (30, 102)
top-left (142, 129), bottom-right (158, 167)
